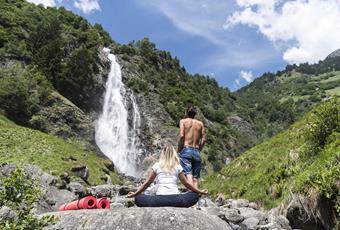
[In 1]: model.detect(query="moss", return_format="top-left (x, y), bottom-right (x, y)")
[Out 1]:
top-left (0, 115), bottom-right (120, 185)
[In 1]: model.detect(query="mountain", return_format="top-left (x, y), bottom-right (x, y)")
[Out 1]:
top-left (327, 48), bottom-right (340, 59)
top-left (0, 0), bottom-right (264, 175)
top-left (1, 1), bottom-right (339, 229)
top-left (236, 53), bottom-right (340, 139)
top-left (204, 98), bottom-right (339, 229)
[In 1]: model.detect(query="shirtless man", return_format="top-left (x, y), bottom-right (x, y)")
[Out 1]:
top-left (178, 105), bottom-right (206, 189)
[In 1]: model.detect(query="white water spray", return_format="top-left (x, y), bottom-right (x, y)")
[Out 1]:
top-left (95, 48), bottom-right (142, 177)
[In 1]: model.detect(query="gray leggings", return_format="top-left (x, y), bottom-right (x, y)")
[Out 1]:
top-left (135, 192), bottom-right (199, 208)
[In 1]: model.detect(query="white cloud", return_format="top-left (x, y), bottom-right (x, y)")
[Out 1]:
top-left (26, 0), bottom-right (56, 7)
top-left (142, 0), bottom-right (233, 45)
top-left (240, 70), bottom-right (254, 82)
top-left (226, 0), bottom-right (340, 64)
top-left (74, 0), bottom-right (101, 14)
top-left (235, 79), bottom-right (241, 86)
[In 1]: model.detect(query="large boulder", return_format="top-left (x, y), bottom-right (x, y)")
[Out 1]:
top-left (43, 207), bottom-right (232, 230)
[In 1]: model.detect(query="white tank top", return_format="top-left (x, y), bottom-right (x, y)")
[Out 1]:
top-left (151, 162), bottom-right (183, 195)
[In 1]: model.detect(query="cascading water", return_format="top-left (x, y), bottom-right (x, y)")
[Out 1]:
top-left (95, 48), bottom-right (142, 177)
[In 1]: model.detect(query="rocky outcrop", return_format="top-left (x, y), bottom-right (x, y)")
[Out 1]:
top-left (200, 198), bottom-right (292, 230)
top-left (326, 48), bottom-right (340, 59)
top-left (117, 54), bottom-right (178, 172)
top-left (29, 91), bottom-right (97, 151)
top-left (43, 207), bottom-right (231, 230)
top-left (286, 193), bottom-right (336, 230)
top-left (0, 163), bottom-right (77, 214)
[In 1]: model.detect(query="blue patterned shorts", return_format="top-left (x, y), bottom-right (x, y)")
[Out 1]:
top-left (179, 147), bottom-right (201, 179)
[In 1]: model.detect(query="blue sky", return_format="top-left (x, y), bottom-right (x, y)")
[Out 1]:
top-left (28, 0), bottom-right (340, 91)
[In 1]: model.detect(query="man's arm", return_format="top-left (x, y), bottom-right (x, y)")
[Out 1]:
top-left (199, 123), bottom-right (206, 151)
top-left (177, 120), bottom-right (185, 152)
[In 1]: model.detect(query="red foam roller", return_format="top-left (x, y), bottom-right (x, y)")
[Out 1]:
top-left (58, 196), bottom-right (97, 211)
top-left (96, 197), bottom-right (110, 209)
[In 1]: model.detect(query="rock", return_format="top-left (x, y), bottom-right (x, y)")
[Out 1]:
top-left (36, 187), bottom-right (77, 214)
top-left (104, 161), bottom-right (115, 172)
top-left (224, 199), bottom-right (249, 209)
top-left (87, 185), bottom-right (118, 198)
top-left (266, 214), bottom-right (292, 230)
top-left (59, 172), bottom-right (71, 184)
top-left (68, 182), bottom-right (85, 197)
top-left (28, 91), bottom-right (95, 149)
top-left (199, 207), bottom-right (221, 216)
top-left (248, 202), bottom-right (259, 210)
top-left (241, 217), bottom-right (259, 230)
top-left (238, 207), bottom-right (267, 222)
top-left (71, 165), bottom-right (89, 181)
top-left (0, 163), bottom-right (17, 177)
top-left (215, 193), bottom-right (226, 206)
top-left (25, 164), bottom-right (58, 188)
top-left (0, 206), bottom-right (17, 222)
top-left (62, 156), bottom-right (77, 162)
top-left (257, 222), bottom-right (281, 230)
top-left (197, 197), bottom-right (218, 208)
top-left (221, 208), bottom-right (244, 224)
top-left (42, 207), bottom-right (232, 230)
top-left (118, 185), bottom-right (131, 196)
top-left (286, 193), bottom-right (335, 230)
top-left (110, 196), bottom-right (135, 208)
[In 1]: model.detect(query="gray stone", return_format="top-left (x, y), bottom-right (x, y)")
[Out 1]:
top-left (215, 193), bottom-right (226, 206)
top-left (248, 202), bottom-right (259, 210)
top-left (87, 185), bottom-right (118, 198)
top-left (68, 182), bottom-right (85, 196)
top-left (221, 208), bottom-right (244, 224)
top-left (42, 207), bottom-right (232, 230)
top-left (197, 197), bottom-right (218, 208)
top-left (110, 196), bottom-right (135, 208)
top-left (241, 217), bottom-right (259, 230)
top-left (238, 207), bottom-right (267, 221)
top-left (266, 214), bottom-right (292, 230)
top-left (224, 199), bottom-right (250, 209)
top-left (118, 185), bottom-right (131, 196)
top-left (257, 222), bottom-right (281, 230)
top-left (71, 165), bottom-right (89, 181)
top-left (199, 207), bottom-right (221, 216)
top-left (0, 206), bottom-right (17, 222)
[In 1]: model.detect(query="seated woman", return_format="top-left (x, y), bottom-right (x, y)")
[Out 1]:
top-left (127, 144), bottom-right (208, 207)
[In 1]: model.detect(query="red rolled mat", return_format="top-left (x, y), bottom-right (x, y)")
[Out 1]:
top-left (96, 197), bottom-right (110, 209)
top-left (58, 196), bottom-right (97, 211)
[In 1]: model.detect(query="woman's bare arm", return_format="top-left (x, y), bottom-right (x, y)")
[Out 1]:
top-left (127, 170), bottom-right (156, 198)
top-left (178, 172), bottom-right (208, 194)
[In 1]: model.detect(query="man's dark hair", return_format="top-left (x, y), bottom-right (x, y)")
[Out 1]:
top-left (186, 105), bottom-right (197, 118)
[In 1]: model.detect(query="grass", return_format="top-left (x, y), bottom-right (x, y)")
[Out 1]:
top-left (203, 99), bottom-right (340, 209)
top-left (326, 86), bottom-right (340, 96)
top-left (320, 73), bottom-right (340, 83)
top-left (0, 115), bottom-right (120, 185)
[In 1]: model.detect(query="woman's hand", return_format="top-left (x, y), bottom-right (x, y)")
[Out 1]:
top-left (127, 191), bottom-right (136, 198)
top-left (199, 189), bottom-right (208, 195)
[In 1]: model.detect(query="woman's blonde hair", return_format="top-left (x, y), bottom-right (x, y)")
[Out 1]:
top-left (158, 144), bottom-right (180, 173)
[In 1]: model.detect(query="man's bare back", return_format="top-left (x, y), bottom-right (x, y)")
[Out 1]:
top-left (179, 118), bottom-right (206, 150)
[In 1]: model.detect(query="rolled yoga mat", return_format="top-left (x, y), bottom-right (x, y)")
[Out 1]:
top-left (58, 196), bottom-right (97, 211)
top-left (96, 197), bottom-right (110, 209)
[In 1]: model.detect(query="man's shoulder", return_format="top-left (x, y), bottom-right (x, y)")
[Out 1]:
top-left (194, 119), bottom-right (203, 125)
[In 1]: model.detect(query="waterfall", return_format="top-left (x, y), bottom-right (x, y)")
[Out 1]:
top-left (95, 48), bottom-right (142, 177)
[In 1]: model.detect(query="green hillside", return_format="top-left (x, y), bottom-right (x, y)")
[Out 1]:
top-left (236, 59), bottom-right (340, 140)
top-left (0, 115), bottom-right (119, 185)
top-left (204, 99), bottom-right (339, 211)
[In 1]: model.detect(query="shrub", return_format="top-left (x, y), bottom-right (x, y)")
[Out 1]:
top-left (304, 99), bottom-right (339, 147)
top-left (0, 167), bottom-right (54, 229)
